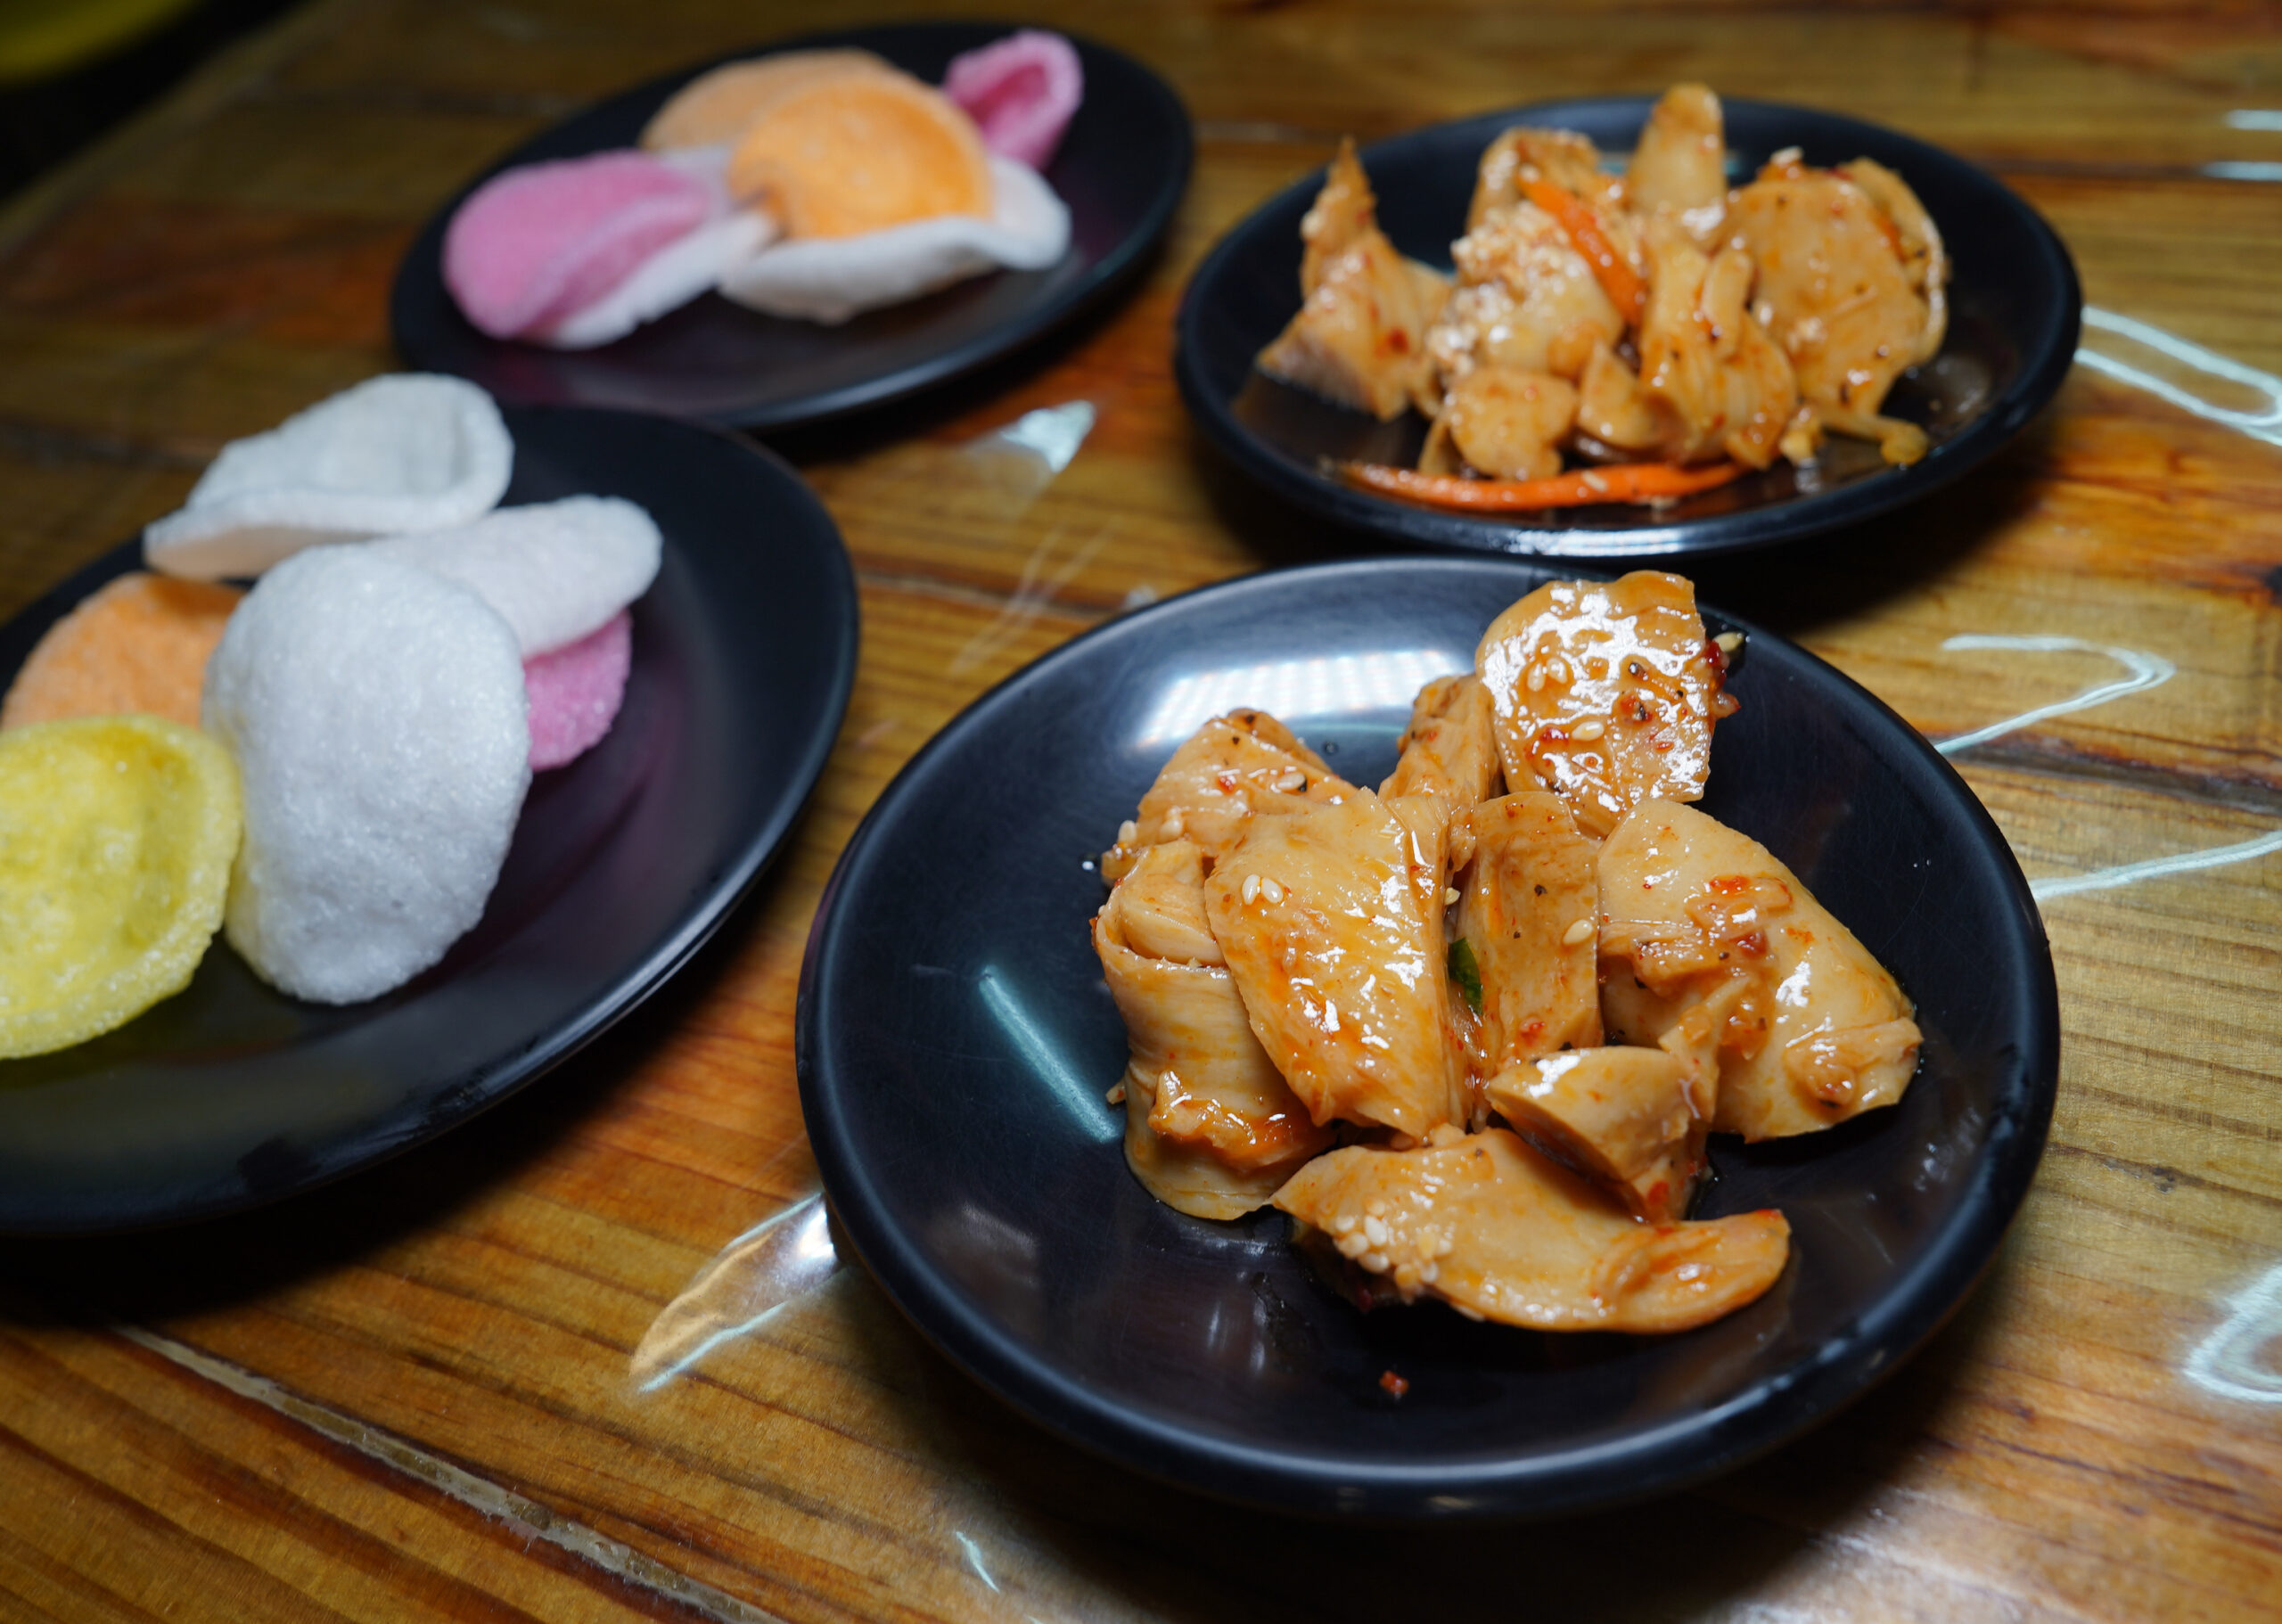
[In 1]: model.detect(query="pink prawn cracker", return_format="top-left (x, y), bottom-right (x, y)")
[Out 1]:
top-left (524, 611), bottom-right (631, 770)
top-left (444, 152), bottom-right (712, 340)
top-left (943, 30), bottom-right (1083, 170)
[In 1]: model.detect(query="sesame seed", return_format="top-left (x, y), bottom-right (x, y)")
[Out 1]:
top-left (1363, 1215), bottom-right (1389, 1248)
top-left (1364, 1198), bottom-right (1387, 1218)
top-left (1526, 665), bottom-right (1547, 693)
top-left (1273, 766), bottom-right (1309, 792)
top-left (1434, 1235), bottom-right (1457, 1258)
top-left (1572, 719), bottom-right (1605, 742)
top-left (1359, 1250), bottom-right (1391, 1274)
top-left (1443, 886), bottom-right (1461, 906)
top-left (1105, 1083), bottom-right (1126, 1104)
top-left (1260, 878), bottom-right (1285, 904)
top-left (1393, 1262), bottom-right (1421, 1292)
top-left (1332, 1212), bottom-right (1358, 1235)
top-left (1563, 918), bottom-right (1596, 947)
top-left (1117, 819), bottom-right (1137, 844)
top-left (1162, 810), bottom-right (1186, 839)
top-left (1422, 1261), bottom-right (1441, 1284)
top-left (1241, 873), bottom-right (1261, 904)
top-left (1335, 1230), bottom-right (1370, 1259)
top-left (1453, 1302), bottom-right (1485, 1322)
top-left (1548, 659), bottom-right (1570, 684)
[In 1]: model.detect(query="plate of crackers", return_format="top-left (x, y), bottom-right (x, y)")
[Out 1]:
top-left (391, 21), bottom-right (1192, 431)
top-left (0, 383), bottom-right (856, 1233)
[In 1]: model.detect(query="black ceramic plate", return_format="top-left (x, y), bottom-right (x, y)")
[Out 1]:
top-left (391, 23), bottom-right (1190, 431)
top-left (1177, 99), bottom-right (2081, 559)
top-left (799, 557), bottom-right (2057, 1520)
top-left (0, 406), bottom-right (857, 1234)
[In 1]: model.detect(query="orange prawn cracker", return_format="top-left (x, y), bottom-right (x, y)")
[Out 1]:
top-left (726, 73), bottom-right (992, 238)
top-left (1, 572), bottom-right (242, 731)
top-left (640, 49), bottom-right (895, 152)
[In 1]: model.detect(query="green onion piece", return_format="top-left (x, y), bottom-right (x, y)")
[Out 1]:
top-left (1448, 938), bottom-right (1482, 1014)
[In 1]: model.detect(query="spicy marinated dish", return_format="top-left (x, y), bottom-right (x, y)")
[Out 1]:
top-left (1090, 571), bottom-right (1921, 1334)
top-left (1256, 86), bottom-right (1949, 513)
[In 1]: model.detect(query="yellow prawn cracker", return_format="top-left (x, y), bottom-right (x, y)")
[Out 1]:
top-left (0, 716), bottom-right (242, 1058)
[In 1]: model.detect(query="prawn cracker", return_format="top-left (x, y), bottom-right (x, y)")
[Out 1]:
top-left (0, 716), bottom-right (242, 1059)
top-left (525, 611), bottom-right (631, 771)
top-left (640, 49), bottom-right (894, 152)
top-left (726, 72), bottom-right (992, 237)
top-left (1, 572), bottom-right (242, 731)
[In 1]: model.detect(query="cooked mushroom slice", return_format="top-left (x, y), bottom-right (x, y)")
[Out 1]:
top-left (1452, 791), bottom-right (1601, 1064)
top-left (1425, 202), bottom-right (1626, 394)
top-left (1575, 340), bottom-right (1682, 459)
top-left (1839, 157), bottom-right (1948, 361)
top-left (1727, 152), bottom-right (1941, 451)
top-left (1597, 799), bottom-right (1923, 1140)
top-left (1257, 139), bottom-right (1449, 420)
top-left (1205, 791), bottom-right (1466, 1138)
top-left (1636, 218), bottom-right (1798, 471)
top-left (1272, 1128), bottom-right (1790, 1333)
top-left (1468, 126), bottom-right (1621, 229)
top-left (1380, 674), bottom-right (1503, 860)
top-left (1101, 709), bottom-right (1354, 882)
top-left (1474, 572), bottom-right (1735, 838)
top-left (1486, 1046), bottom-right (1705, 1221)
top-left (1095, 841), bottom-right (1333, 1219)
top-left (1436, 365), bottom-right (1580, 480)
top-left (1625, 84), bottom-right (1728, 227)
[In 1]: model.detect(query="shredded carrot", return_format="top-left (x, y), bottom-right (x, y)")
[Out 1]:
top-left (1335, 460), bottom-right (1748, 513)
top-left (1519, 178), bottom-right (1646, 324)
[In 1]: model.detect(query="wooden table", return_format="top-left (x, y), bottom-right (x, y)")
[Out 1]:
top-left (3, 2), bottom-right (2279, 1617)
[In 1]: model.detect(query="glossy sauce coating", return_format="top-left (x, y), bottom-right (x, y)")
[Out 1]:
top-left (1094, 840), bottom-right (1332, 1218)
top-left (1474, 571), bottom-right (1731, 838)
top-left (1204, 791), bottom-right (1465, 1137)
top-left (1486, 1046), bottom-right (1704, 1221)
top-left (1597, 799), bottom-right (1922, 1140)
top-left (1273, 1128), bottom-right (1789, 1332)
top-left (1101, 709), bottom-right (1351, 882)
top-left (1454, 790), bottom-right (1603, 1068)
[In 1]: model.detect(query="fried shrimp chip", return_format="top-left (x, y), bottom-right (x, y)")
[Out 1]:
top-left (0, 572), bottom-right (242, 730)
top-left (0, 716), bottom-right (241, 1058)
top-left (725, 72), bottom-right (993, 236)
top-left (204, 549), bottom-right (529, 1005)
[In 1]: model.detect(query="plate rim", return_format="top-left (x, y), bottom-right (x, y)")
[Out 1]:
top-left (797, 554), bottom-right (2061, 1519)
top-left (0, 403), bottom-right (860, 1235)
top-left (390, 21), bottom-right (1194, 432)
top-left (1174, 94), bottom-right (2083, 560)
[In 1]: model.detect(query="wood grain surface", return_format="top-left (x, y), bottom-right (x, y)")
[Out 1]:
top-left (3, 1), bottom-right (2280, 1619)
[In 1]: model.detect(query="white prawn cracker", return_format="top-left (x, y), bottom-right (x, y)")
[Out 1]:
top-left (145, 375), bottom-right (514, 580)
top-left (203, 549), bottom-right (531, 1005)
top-left (718, 157), bottom-right (1069, 324)
top-left (363, 495), bottom-right (661, 656)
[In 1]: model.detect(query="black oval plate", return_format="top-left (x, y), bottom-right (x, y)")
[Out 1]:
top-left (0, 406), bottom-right (858, 1234)
top-left (1177, 99), bottom-right (2081, 559)
top-left (798, 557), bottom-right (2058, 1520)
top-left (391, 23), bottom-right (1191, 431)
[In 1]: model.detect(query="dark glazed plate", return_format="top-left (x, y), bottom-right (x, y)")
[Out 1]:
top-left (391, 23), bottom-right (1191, 431)
top-left (799, 557), bottom-right (2058, 1520)
top-left (1176, 99), bottom-right (2081, 559)
top-left (0, 406), bottom-right (858, 1234)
